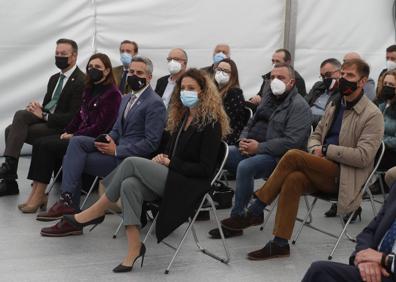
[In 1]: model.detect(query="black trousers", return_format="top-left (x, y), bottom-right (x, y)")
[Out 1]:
top-left (302, 261), bottom-right (394, 282)
top-left (379, 148), bottom-right (396, 171)
top-left (4, 110), bottom-right (61, 159)
top-left (27, 135), bottom-right (69, 184)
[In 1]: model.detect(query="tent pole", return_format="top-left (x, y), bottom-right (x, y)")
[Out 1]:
top-left (283, 0), bottom-right (297, 66)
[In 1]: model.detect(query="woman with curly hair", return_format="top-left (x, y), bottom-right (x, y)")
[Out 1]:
top-left (60, 68), bottom-right (230, 273)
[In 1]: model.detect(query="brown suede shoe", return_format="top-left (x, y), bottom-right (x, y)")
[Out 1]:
top-left (40, 220), bottom-right (83, 237)
top-left (221, 212), bottom-right (264, 231)
top-left (208, 227), bottom-right (243, 239)
top-left (247, 241), bottom-right (290, 260)
top-left (36, 200), bottom-right (77, 222)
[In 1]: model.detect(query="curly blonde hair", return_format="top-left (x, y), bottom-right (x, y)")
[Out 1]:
top-left (167, 68), bottom-right (230, 138)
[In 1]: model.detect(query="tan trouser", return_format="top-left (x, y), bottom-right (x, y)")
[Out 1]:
top-left (255, 149), bottom-right (339, 240)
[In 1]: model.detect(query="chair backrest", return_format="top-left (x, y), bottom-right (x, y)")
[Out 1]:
top-left (211, 141), bottom-right (229, 186)
top-left (359, 141), bottom-right (385, 195)
top-left (243, 106), bottom-right (253, 126)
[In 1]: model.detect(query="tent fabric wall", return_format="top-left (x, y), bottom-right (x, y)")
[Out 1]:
top-left (0, 0), bottom-right (395, 155)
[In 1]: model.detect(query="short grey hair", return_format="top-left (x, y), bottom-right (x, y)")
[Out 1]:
top-left (132, 55), bottom-right (153, 75)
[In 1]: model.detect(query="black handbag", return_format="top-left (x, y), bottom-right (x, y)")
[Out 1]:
top-left (212, 180), bottom-right (234, 209)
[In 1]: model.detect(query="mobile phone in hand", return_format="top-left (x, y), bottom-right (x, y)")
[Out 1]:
top-left (95, 134), bottom-right (110, 143)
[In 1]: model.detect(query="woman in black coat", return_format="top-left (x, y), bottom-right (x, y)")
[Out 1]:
top-left (214, 58), bottom-right (246, 145)
top-left (60, 68), bottom-right (230, 273)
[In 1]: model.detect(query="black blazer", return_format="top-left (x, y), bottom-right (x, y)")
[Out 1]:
top-left (156, 120), bottom-right (222, 242)
top-left (349, 185), bottom-right (396, 277)
top-left (155, 75), bottom-right (171, 97)
top-left (223, 87), bottom-right (246, 145)
top-left (42, 67), bottom-right (85, 129)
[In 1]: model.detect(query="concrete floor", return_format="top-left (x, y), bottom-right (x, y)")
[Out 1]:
top-left (0, 156), bottom-right (384, 282)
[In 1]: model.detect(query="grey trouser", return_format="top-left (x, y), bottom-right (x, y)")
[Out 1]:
top-left (103, 156), bottom-right (168, 227)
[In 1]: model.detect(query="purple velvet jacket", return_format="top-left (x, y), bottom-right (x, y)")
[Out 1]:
top-left (64, 84), bottom-right (121, 137)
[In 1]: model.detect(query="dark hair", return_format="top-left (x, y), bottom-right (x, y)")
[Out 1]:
top-left (120, 40), bottom-right (139, 54)
top-left (275, 48), bottom-right (292, 63)
top-left (56, 38), bottom-right (78, 54)
top-left (341, 58), bottom-right (370, 78)
top-left (386, 44), bottom-right (396, 53)
top-left (216, 58), bottom-right (240, 96)
top-left (273, 62), bottom-right (295, 79)
top-left (320, 58), bottom-right (341, 69)
top-left (85, 53), bottom-right (115, 87)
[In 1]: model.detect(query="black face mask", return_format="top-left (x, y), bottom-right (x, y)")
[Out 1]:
top-left (323, 78), bottom-right (335, 90)
top-left (338, 77), bottom-right (358, 96)
top-left (381, 85), bottom-right (396, 100)
top-left (87, 68), bottom-right (104, 83)
top-left (127, 75), bottom-right (146, 91)
top-left (55, 56), bottom-right (70, 70)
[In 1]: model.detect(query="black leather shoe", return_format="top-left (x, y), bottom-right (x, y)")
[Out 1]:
top-left (209, 227), bottom-right (243, 239)
top-left (0, 179), bottom-right (19, 196)
top-left (0, 157), bottom-right (18, 180)
top-left (324, 203), bottom-right (337, 217)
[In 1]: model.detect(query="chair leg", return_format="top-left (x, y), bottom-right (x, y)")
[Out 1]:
top-left (260, 197), bottom-right (278, 231)
top-left (365, 189), bottom-right (377, 216)
top-left (303, 196), bottom-right (313, 224)
top-left (45, 167), bottom-right (63, 195)
top-left (292, 197), bottom-right (318, 244)
top-left (191, 194), bottom-right (231, 263)
top-left (112, 218), bottom-right (124, 239)
top-left (378, 173), bottom-right (386, 201)
top-left (143, 214), bottom-right (158, 244)
top-left (80, 176), bottom-right (99, 210)
top-left (328, 214), bottom-right (355, 260)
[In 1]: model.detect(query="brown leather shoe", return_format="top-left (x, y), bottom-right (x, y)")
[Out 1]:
top-left (247, 241), bottom-right (290, 260)
top-left (221, 212), bottom-right (264, 231)
top-left (36, 200), bottom-right (77, 222)
top-left (209, 227), bottom-right (243, 239)
top-left (40, 220), bottom-right (83, 237)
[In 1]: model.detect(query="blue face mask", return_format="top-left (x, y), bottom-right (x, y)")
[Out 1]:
top-left (213, 52), bottom-right (227, 64)
top-left (180, 90), bottom-right (199, 108)
top-left (120, 52), bottom-right (132, 66)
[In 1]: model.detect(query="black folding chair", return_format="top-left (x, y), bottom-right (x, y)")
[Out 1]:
top-left (142, 140), bottom-right (230, 274)
top-left (292, 141), bottom-right (385, 260)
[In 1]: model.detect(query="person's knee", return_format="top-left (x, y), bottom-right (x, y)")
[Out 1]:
top-left (237, 158), bottom-right (256, 176)
top-left (283, 149), bottom-right (304, 161)
top-left (282, 171), bottom-right (307, 194)
top-left (13, 109), bottom-right (31, 122)
top-left (304, 261), bottom-right (328, 279)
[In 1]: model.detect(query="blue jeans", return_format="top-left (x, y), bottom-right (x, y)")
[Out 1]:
top-left (225, 146), bottom-right (277, 217)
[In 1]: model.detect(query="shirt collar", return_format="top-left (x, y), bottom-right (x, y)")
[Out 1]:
top-left (61, 64), bottom-right (77, 78)
top-left (131, 84), bottom-right (149, 98)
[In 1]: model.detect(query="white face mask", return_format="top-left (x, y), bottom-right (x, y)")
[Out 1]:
top-left (215, 70), bottom-right (230, 85)
top-left (386, 60), bottom-right (396, 71)
top-left (168, 59), bottom-right (182, 75)
top-left (270, 78), bottom-right (287, 96)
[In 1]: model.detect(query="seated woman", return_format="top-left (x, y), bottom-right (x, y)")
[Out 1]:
top-left (377, 70), bottom-right (396, 171)
top-left (214, 58), bottom-right (245, 145)
top-left (18, 53), bottom-right (121, 213)
top-left (58, 68), bottom-right (230, 273)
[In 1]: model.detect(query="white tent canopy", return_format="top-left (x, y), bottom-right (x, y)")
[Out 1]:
top-left (0, 0), bottom-right (394, 153)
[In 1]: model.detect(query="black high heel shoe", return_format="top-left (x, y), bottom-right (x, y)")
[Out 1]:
top-left (343, 206), bottom-right (362, 223)
top-left (63, 214), bottom-right (105, 232)
top-left (113, 243), bottom-right (146, 273)
top-left (324, 203), bottom-right (337, 217)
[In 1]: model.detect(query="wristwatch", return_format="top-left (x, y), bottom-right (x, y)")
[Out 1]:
top-left (321, 145), bottom-right (328, 156)
top-left (42, 111), bottom-right (49, 121)
top-left (386, 253), bottom-right (395, 273)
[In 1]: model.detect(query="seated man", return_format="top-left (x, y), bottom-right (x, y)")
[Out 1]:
top-left (201, 43), bottom-right (230, 78)
top-left (248, 48), bottom-right (307, 109)
top-left (306, 58), bottom-right (341, 127)
top-left (209, 63), bottom-right (312, 238)
top-left (155, 48), bottom-right (188, 108)
top-left (302, 181), bottom-right (396, 282)
top-left (0, 38), bottom-right (85, 196)
top-left (376, 44), bottom-right (396, 98)
top-left (38, 56), bottom-right (167, 237)
top-left (113, 40), bottom-right (138, 94)
top-left (221, 58), bottom-right (384, 260)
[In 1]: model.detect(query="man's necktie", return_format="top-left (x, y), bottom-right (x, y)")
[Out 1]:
top-left (123, 94), bottom-right (137, 119)
top-left (119, 70), bottom-right (128, 93)
top-left (44, 74), bottom-right (65, 111)
top-left (379, 219), bottom-right (396, 253)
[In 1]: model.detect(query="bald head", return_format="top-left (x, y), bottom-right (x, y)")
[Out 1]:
top-left (343, 52), bottom-right (361, 62)
top-left (213, 44), bottom-right (230, 57)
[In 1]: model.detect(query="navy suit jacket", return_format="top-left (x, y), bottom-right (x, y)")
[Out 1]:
top-left (350, 183), bottom-right (396, 275)
top-left (108, 85), bottom-right (166, 160)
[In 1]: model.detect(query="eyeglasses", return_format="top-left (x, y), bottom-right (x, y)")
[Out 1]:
top-left (319, 70), bottom-right (339, 79)
top-left (166, 57), bottom-right (185, 62)
top-left (215, 67), bottom-right (231, 74)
